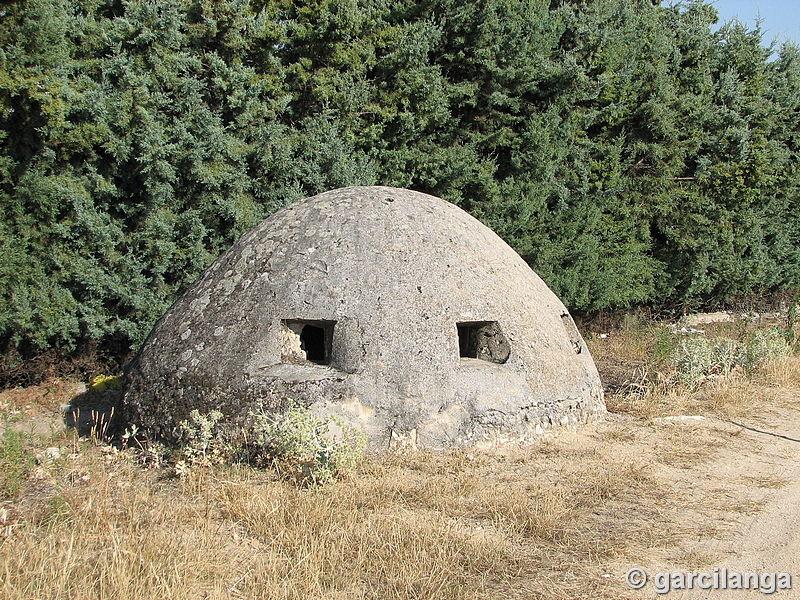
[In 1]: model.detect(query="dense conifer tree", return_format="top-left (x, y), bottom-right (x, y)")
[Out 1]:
top-left (0, 0), bottom-right (798, 358)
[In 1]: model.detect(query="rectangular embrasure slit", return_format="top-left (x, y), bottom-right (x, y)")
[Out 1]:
top-left (280, 319), bottom-right (336, 365)
top-left (457, 321), bottom-right (510, 364)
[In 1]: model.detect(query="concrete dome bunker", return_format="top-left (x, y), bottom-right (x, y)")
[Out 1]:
top-left (123, 186), bottom-right (605, 448)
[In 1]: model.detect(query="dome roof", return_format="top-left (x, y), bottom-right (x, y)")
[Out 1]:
top-left (123, 186), bottom-right (604, 448)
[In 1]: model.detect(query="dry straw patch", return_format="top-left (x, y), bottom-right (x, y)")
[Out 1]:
top-left (0, 428), bottom-right (675, 600)
top-left (212, 478), bottom-right (511, 599)
top-left (1, 461), bottom-right (249, 600)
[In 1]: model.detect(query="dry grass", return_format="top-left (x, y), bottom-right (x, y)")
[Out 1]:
top-left (604, 360), bottom-right (800, 423)
top-left (0, 451), bottom-right (509, 600)
top-left (0, 430), bottom-right (672, 600)
top-left (741, 474), bottom-right (792, 489)
top-left (590, 316), bottom-right (800, 421)
top-left (760, 355), bottom-right (800, 387)
top-left (1, 318), bottom-right (798, 599)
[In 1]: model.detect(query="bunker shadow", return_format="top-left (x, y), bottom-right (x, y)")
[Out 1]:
top-left (62, 389), bottom-right (123, 439)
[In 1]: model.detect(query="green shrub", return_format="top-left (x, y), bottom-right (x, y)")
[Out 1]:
top-left (173, 404), bottom-right (366, 485)
top-left (673, 327), bottom-right (792, 385)
top-left (653, 325), bottom-right (679, 365)
top-left (673, 337), bottom-right (714, 385)
top-left (789, 296), bottom-right (800, 352)
top-left (0, 428), bottom-right (35, 500)
top-left (744, 328), bottom-right (791, 372)
top-left (711, 338), bottom-right (743, 377)
top-left (246, 403), bottom-right (366, 485)
top-left (787, 293), bottom-right (800, 353)
top-left (176, 409), bottom-right (229, 468)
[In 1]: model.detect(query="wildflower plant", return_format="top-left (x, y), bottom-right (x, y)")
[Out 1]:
top-left (177, 409), bottom-right (228, 467)
top-left (673, 327), bottom-right (792, 385)
top-left (744, 328), bottom-right (791, 371)
top-left (247, 402), bottom-right (366, 485)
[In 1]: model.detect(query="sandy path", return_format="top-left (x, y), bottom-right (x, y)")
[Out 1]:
top-left (637, 402), bottom-right (800, 598)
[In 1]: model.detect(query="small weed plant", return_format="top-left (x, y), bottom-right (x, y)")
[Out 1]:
top-left (247, 403), bottom-right (366, 485)
top-left (176, 409), bottom-right (229, 470)
top-left (673, 327), bottom-right (792, 386)
top-left (0, 427), bottom-right (34, 499)
top-left (174, 404), bottom-right (366, 485)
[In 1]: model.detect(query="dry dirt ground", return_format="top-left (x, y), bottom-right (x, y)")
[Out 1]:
top-left (579, 400), bottom-right (800, 599)
top-left (1, 376), bottom-right (799, 599)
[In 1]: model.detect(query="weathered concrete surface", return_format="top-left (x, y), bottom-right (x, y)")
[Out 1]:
top-left (123, 186), bottom-right (605, 448)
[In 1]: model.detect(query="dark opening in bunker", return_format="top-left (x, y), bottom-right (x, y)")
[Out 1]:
top-left (281, 320), bottom-right (335, 365)
top-left (457, 321), bottom-right (510, 364)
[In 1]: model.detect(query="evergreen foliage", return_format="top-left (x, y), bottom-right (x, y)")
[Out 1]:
top-left (1, 0), bottom-right (799, 357)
